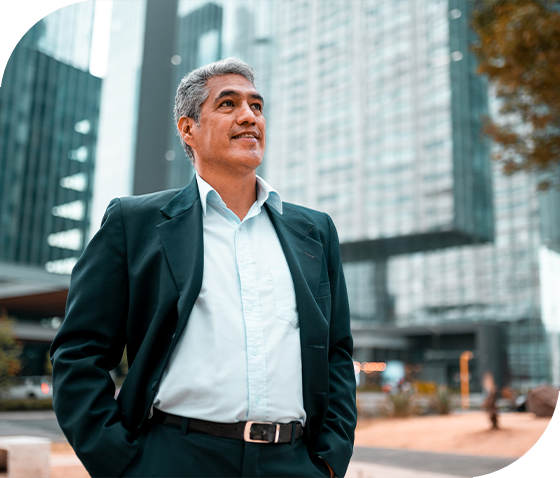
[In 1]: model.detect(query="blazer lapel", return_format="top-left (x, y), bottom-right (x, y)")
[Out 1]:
top-left (157, 176), bottom-right (203, 333)
top-left (266, 204), bottom-right (329, 419)
top-left (265, 204), bottom-right (323, 300)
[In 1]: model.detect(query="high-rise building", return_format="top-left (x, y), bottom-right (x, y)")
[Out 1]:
top-left (89, 0), bottom-right (558, 391)
top-left (0, 3), bottom-right (100, 374)
top-left (265, 0), bottom-right (558, 391)
top-left (268, 0), bottom-right (492, 246)
top-left (0, 40), bottom-right (101, 271)
top-left (90, 0), bottom-right (149, 231)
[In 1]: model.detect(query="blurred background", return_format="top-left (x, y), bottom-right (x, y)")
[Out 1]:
top-left (1, 0), bottom-right (559, 407)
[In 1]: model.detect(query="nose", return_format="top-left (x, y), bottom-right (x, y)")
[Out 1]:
top-left (236, 101), bottom-right (256, 124)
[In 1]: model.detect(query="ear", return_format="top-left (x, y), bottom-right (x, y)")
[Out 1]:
top-left (178, 116), bottom-right (197, 148)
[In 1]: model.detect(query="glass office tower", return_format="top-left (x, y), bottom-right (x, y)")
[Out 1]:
top-left (36, 1), bottom-right (95, 71)
top-left (267, 0), bottom-right (492, 246)
top-left (88, 0), bottom-right (558, 390)
top-left (0, 3), bottom-right (100, 374)
top-left (265, 0), bottom-right (556, 390)
top-left (0, 4), bottom-right (100, 273)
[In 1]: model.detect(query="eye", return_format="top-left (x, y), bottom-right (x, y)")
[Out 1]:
top-left (252, 103), bottom-right (263, 111)
top-left (220, 100), bottom-right (234, 107)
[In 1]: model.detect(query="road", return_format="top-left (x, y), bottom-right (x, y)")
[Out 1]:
top-left (0, 410), bottom-right (65, 442)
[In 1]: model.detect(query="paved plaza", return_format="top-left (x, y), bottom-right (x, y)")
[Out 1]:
top-left (0, 410), bottom-right (520, 477)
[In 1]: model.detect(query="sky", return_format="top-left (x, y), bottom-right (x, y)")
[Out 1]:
top-left (0, 0), bottom-right (560, 478)
top-left (0, 0), bottom-right (112, 85)
top-left (89, 0), bottom-right (113, 78)
top-left (0, 1), bottom-right (83, 87)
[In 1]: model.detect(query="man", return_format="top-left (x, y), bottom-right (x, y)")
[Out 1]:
top-left (51, 58), bottom-right (356, 478)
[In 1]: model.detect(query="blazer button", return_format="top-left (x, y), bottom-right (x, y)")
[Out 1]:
top-left (151, 380), bottom-right (158, 390)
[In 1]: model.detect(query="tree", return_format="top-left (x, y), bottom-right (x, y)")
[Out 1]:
top-left (471, 0), bottom-right (560, 189)
top-left (0, 309), bottom-right (21, 395)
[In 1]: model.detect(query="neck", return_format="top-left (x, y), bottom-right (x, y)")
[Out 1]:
top-left (197, 167), bottom-right (258, 220)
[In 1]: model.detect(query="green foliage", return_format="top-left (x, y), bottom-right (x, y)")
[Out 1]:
top-left (0, 398), bottom-right (53, 411)
top-left (471, 0), bottom-right (560, 189)
top-left (387, 392), bottom-right (417, 418)
top-left (429, 386), bottom-right (455, 415)
top-left (0, 310), bottom-right (21, 394)
top-left (44, 351), bottom-right (52, 377)
top-left (415, 380), bottom-right (437, 395)
top-left (356, 383), bottom-right (382, 392)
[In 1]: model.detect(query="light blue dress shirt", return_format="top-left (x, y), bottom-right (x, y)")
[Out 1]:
top-left (154, 174), bottom-right (306, 425)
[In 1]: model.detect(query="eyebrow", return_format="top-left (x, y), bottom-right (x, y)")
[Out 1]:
top-left (215, 89), bottom-right (264, 106)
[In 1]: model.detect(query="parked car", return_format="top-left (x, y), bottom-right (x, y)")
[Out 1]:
top-left (4, 376), bottom-right (52, 400)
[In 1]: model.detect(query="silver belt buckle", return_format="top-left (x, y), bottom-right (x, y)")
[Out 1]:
top-left (243, 421), bottom-right (281, 443)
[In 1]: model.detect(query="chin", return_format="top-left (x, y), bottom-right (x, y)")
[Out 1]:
top-left (237, 152), bottom-right (263, 167)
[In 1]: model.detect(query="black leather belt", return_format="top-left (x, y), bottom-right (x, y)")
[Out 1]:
top-left (153, 408), bottom-right (303, 444)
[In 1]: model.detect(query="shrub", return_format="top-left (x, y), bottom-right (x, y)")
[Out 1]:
top-left (415, 381), bottom-right (437, 395)
top-left (0, 398), bottom-right (53, 411)
top-left (0, 312), bottom-right (21, 394)
top-left (429, 386), bottom-right (455, 415)
top-left (387, 392), bottom-right (416, 417)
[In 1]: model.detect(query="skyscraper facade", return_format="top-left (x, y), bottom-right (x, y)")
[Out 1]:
top-left (0, 3), bottom-right (100, 374)
top-left (268, 0), bottom-right (491, 246)
top-left (265, 0), bottom-right (556, 390)
top-left (0, 4), bottom-right (100, 272)
top-left (88, 0), bottom-right (558, 390)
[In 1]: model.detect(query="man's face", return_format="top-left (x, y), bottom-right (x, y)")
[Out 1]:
top-left (181, 74), bottom-right (266, 175)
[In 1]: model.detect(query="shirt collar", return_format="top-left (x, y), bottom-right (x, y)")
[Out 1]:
top-left (195, 173), bottom-right (283, 217)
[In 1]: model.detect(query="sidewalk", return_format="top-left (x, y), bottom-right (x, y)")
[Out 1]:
top-left (3, 409), bottom-right (542, 477)
top-left (51, 451), bottom-right (89, 478)
top-left (355, 411), bottom-right (550, 458)
top-left (49, 444), bottom-right (514, 478)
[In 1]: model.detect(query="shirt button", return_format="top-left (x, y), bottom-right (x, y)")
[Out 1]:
top-left (253, 348), bottom-right (258, 356)
top-left (247, 303), bottom-right (253, 311)
top-left (242, 262), bottom-right (248, 269)
top-left (239, 226), bottom-right (243, 232)
top-left (255, 396), bottom-right (260, 404)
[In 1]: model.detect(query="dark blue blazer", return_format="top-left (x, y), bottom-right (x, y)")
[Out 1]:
top-left (51, 177), bottom-right (356, 477)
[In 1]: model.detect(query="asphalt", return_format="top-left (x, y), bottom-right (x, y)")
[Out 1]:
top-left (0, 411), bottom-right (516, 476)
top-left (353, 446), bottom-right (516, 477)
top-left (0, 410), bottom-right (65, 442)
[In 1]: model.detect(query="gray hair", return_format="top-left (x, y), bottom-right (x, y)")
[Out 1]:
top-left (173, 57), bottom-right (256, 163)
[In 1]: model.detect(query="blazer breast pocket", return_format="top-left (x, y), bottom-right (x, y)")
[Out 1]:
top-left (269, 266), bottom-right (299, 328)
top-left (316, 281), bottom-right (332, 323)
top-left (316, 281), bottom-right (331, 298)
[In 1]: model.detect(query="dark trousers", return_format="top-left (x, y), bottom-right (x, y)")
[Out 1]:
top-left (121, 418), bottom-right (331, 478)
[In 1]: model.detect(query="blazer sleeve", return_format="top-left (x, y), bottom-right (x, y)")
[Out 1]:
top-left (314, 213), bottom-right (357, 478)
top-left (50, 198), bottom-right (139, 478)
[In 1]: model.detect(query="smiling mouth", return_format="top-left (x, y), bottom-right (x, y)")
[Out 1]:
top-left (232, 133), bottom-right (258, 139)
